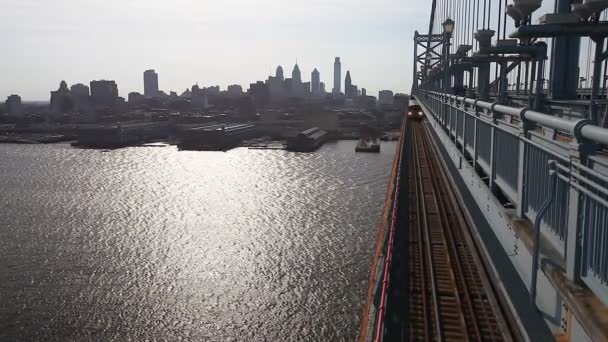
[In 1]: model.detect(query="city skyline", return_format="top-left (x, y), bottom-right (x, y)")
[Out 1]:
top-left (1, 0), bottom-right (431, 101)
top-left (5, 58), bottom-right (391, 104)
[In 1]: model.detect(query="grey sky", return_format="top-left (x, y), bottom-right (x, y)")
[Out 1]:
top-left (1, 0), bottom-right (431, 100)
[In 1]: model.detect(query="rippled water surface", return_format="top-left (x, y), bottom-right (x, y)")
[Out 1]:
top-left (0, 141), bottom-right (396, 341)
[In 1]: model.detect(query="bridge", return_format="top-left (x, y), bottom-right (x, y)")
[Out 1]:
top-left (360, 0), bottom-right (608, 341)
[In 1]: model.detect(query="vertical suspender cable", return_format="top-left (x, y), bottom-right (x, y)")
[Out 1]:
top-left (482, 0), bottom-right (487, 29)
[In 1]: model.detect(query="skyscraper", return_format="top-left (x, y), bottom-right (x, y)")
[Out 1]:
top-left (90, 80), bottom-right (119, 107)
top-left (71, 83), bottom-right (91, 111)
top-left (143, 69), bottom-right (159, 98)
top-left (50, 80), bottom-right (73, 114)
top-left (378, 90), bottom-right (394, 105)
top-left (5, 95), bottom-right (23, 116)
top-left (292, 64), bottom-right (302, 84)
top-left (345, 71), bottom-right (352, 98)
top-left (311, 68), bottom-right (320, 95)
top-left (276, 66), bottom-right (284, 81)
top-left (249, 81), bottom-right (270, 108)
top-left (333, 57), bottom-right (341, 95)
top-left (289, 64), bottom-right (304, 98)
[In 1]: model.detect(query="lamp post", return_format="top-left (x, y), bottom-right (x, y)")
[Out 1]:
top-left (442, 18), bottom-right (455, 122)
top-left (442, 19), bottom-right (455, 94)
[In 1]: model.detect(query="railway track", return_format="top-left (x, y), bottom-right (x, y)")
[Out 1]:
top-left (408, 121), bottom-right (514, 341)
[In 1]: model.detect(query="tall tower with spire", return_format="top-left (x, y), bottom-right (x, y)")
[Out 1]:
top-left (276, 66), bottom-right (284, 81)
top-left (345, 70), bottom-right (352, 98)
top-left (292, 64), bottom-right (302, 84)
top-left (311, 68), bottom-right (320, 95)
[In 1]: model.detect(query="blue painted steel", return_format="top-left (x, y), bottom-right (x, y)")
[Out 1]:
top-left (494, 129), bottom-right (520, 202)
top-left (416, 90), bottom-right (608, 308)
top-left (530, 162), bottom-right (558, 305)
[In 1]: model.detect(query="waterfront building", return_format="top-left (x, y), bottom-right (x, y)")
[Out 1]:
top-left (5, 94), bottom-right (23, 116)
top-left (191, 84), bottom-right (209, 108)
top-left (143, 69), bottom-right (159, 98)
top-left (128, 92), bottom-right (146, 105)
top-left (90, 80), bottom-right (119, 107)
top-left (70, 83), bottom-right (89, 98)
top-left (50, 81), bottom-right (74, 114)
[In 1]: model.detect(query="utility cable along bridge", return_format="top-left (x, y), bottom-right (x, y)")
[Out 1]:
top-left (360, 0), bottom-right (608, 341)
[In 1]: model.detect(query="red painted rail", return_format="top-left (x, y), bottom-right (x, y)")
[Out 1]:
top-left (373, 120), bottom-right (406, 342)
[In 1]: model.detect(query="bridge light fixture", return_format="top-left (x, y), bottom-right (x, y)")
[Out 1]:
top-left (442, 18), bottom-right (455, 35)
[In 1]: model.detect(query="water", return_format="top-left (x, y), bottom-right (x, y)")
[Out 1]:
top-left (0, 140), bottom-right (396, 341)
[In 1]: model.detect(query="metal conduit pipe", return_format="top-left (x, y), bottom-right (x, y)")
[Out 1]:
top-left (580, 124), bottom-right (608, 146)
top-left (521, 111), bottom-right (584, 133)
top-left (530, 160), bottom-right (558, 307)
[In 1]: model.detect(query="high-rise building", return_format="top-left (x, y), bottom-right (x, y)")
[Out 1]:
top-left (70, 83), bottom-right (89, 97)
top-left (70, 83), bottom-right (91, 111)
top-left (90, 80), bottom-right (119, 107)
top-left (128, 92), bottom-right (145, 105)
top-left (249, 81), bottom-right (270, 108)
top-left (361, 88), bottom-right (367, 96)
top-left (5, 95), bottom-right (23, 116)
top-left (333, 57), bottom-right (341, 95)
top-left (289, 64), bottom-right (304, 98)
top-left (345, 71), bottom-right (352, 98)
top-left (311, 68), bottom-right (321, 95)
top-left (268, 75), bottom-right (286, 102)
top-left (227, 84), bottom-right (244, 98)
top-left (276, 66), bottom-right (284, 81)
top-left (394, 93), bottom-right (409, 112)
top-left (378, 90), bottom-right (395, 105)
top-left (303, 82), bottom-right (311, 98)
top-left (50, 80), bottom-right (74, 114)
top-left (320, 82), bottom-right (326, 94)
top-left (191, 84), bottom-right (209, 108)
top-left (143, 69), bottom-right (159, 98)
top-left (292, 64), bottom-right (302, 84)
top-left (205, 86), bottom-right (221, 97)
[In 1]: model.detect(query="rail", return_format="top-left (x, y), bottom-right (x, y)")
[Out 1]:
top-left (409, 122), bottom-right (511, 341)
top-left (358, 119), bottom-right (406, 342)
top-left (415, 89), bottom-right (608, 307)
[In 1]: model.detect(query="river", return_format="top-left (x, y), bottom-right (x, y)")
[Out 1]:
top-left (0, 140), bottom-right (396, 341)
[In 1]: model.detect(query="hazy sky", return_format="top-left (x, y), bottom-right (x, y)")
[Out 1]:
top-left (1, 0), bottom-right (430, 101)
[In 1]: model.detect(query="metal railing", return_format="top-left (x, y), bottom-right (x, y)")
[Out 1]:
top-left (358, 119), bottom-right (407, 342)
top-left (416, 90), bottom-right (608, 305)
